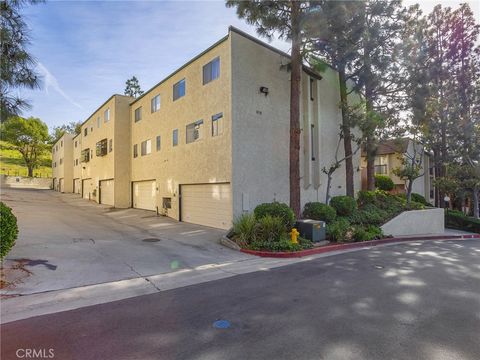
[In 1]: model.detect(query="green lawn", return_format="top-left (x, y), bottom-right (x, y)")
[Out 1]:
top-left (0, 141), bottom-right (52, 178)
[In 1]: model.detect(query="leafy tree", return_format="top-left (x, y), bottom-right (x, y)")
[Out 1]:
top-left (51, 121), bottom-right (82, 143)
top-left (0, 0), bottom-right (43, 122)
top-left (1, 116), bottom-right (50, 177)
top-left (226, 0), bottom-right (307, 216)
top-left (124, 76), bottom-right (144, 98)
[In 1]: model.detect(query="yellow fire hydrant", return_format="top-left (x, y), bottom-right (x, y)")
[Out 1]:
top-left (290, 228), bottom-right (299, 244)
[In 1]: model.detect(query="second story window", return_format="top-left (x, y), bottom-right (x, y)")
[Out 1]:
top-left (173, 79), bottom-right (185, 101)
top-left (96, 138), bottom-right (108, 156)
top-left (60, 158), bottom-right (63, 165)
top-left (212, 113), bottom-right (223, 137)
top-left (84, 128), bottom-right (88, 137)
top-left (173, 129), bottom-right (178, 146)
top-left (151, 95), bottom-right (160, 113)
top-left (203, 57), bottom-right (220, 85)
top-left (133, 144), bottom-right (138, 158)
top-left (81, 148), bottom-right (90, 163)
top-left (97, 117), bottom-right (101, 128)
top-left (141, 139), bottom-right (151, 156)
top-left (109, 139), bottom-right (113, 152)
top-left (104, 108), bottom-right (110, 123)
top-left (186, 120), bottom-right (203, 144)
top-left (74, 140), bottom-right (77, 148)
top-left (156, 135), bottom-right (161, 151)
top-left (135, 106), bottom-right (142, 122)
top-left (61, 140), bottom-right (63, 147)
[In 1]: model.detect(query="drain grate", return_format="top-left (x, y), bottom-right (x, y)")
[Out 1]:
top-left (142, 238), bottom-right (161, 243)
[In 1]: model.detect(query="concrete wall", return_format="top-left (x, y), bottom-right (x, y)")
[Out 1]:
top-left (381, 208), bottom-right (444, 236)
top-left (230, 29), bottom-right (361, 218)
top-left (72, 134), bottom-right (82, 187)
top-left (51, 133), bottom-right (74, 192)
top-left (0, 175), bottom-right (52, 189)
top-left (130, 36), bottom-right (232, 219)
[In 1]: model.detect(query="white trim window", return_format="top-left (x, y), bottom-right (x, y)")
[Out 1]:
top-left (151, 95), bottom-right (160, 113)
top-left (212, 113), bottom-right (223, 137)
top-left (203, 57), bottom-right (220, 85)
top-left (104, 108), bottom-right (110, 123)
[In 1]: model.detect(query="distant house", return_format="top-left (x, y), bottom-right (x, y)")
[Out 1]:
top-left (361, 138), bottom-right (435, 203)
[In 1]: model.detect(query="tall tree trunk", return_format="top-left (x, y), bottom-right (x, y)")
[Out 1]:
top-left (27, 165), bottom-right (33, 177)
top-left (289, 0), bottom-right (302, 217)
top-left (406, 179), bottom-right (413, 205)
top-left (473, 188), bottom-right (479, 219)
top-left (338, 67), bottom-right (354, 197)
top-left (433, 148), bottom-right (440, 207)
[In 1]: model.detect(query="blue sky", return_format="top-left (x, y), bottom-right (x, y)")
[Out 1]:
top-left (20, 0), bottom-right (478, 131)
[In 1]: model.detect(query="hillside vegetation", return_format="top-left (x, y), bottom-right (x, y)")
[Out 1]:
top-left (0, 141), bottom-right (52, 178)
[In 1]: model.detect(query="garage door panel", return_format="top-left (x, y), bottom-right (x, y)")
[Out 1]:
top-left (100, 180), bottom-right (114, 206)
top-left (181, 183), bottom-right (232, 230)
top-left (74, 179), bottom-right (81, 194)
top-left (83, 179), bottom-right (94, 200)
top-left (133, 181), bottom-right (156, 211)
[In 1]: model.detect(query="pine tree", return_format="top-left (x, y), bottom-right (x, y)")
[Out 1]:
top-left (124, 76), bottom-right (144, 98)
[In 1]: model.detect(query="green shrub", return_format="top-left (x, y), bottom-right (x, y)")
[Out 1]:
top-left (249, 235), bottom-right (312, 252)
top-left (327, 218), bottom-right (352, 242)
top-left (254, 202), bottom-right (295, 229)
top-left (357, 190), bottom-right (376, 207)
top-left (349, 204), bottom-right (388, 226)
top-left (330, 196), bottom-right (357, 217)
top-left (0, 202), bottom-right (18, 259)
top-left (406, 201), bottom-right (425, 210)
top-left (352, 225), bottom-right (383, 242)
top-left (445, 210), bottom-right (480, 233)
top-left (303, 202), bottom-right (336, 223)
top-left (411, 193), bottom-right (430, 206)
top-left (232, 213), bottom-right (257, 246)
top-left (375, 175), bottom-right (394, 191)
top-left (256, 215), bottom-right (286, 243)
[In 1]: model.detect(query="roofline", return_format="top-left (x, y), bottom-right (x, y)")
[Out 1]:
top-left (130, 34), bottom-right (229, 106)
top-left (79, 94), bottom-right (131, 128)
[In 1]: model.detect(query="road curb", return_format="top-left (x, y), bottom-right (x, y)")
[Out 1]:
top-left (240, 234), bottom-right (480, 258)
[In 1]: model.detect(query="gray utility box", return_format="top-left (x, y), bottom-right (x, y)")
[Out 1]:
top-left (296, 219), bottom-right (326, 242)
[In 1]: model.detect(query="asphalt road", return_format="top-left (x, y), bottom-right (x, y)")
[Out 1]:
top-left (2, 239), bottom-right (480, 360)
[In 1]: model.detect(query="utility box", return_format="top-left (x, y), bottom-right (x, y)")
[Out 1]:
top-left (296, 219), bottom-right (326, 242)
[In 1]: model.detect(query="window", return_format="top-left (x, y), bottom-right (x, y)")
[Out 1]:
top-left (162, 197), bottom-right (172, 209)
top-left (141, 139), bottom-right (151, 156)
top-left (109, 139), bottom-right (113, 152)
top-left (90, 149), bottom-right (93, 159)
top-left (60, 158), bottom-right (63, 165)
top-left (156, 135), bottom-right (161, 151)
top-left (84, 128), bottom-right (88, 136)
top-left (91, 126), bottom-right (93, 133)
top-left (104, 108), bottom-right (110, 122)
top-left (173, 79), bottom-right (185, 101)
top-left (75, 159), bottom-right (78, 166)
top-left (212, 113), bottom-right (223, 136)
top-left (133, 144), bottom-right (138, 158)
top-left (186, 120), bottom-right (203, 144)
top-left (97, 117), bottom-right (101, 128)
top-left (74, 140), bottom-right (77, 148)
top-left (96, 139), bottom-right (108, 156)
top-left (135, 107), bottom-right (142, 122)
top-left (56, 145), bottom-right (58, 151)
top-left (61, 140), bottom-right (63, 147)
top-left (151, 95), bottom-right (160, 113)
top-left (52, 148), bottom-right (55, 154)
top-left (81, 149), bottom-right (90, 162)
top-left (203, 57), bottom-right (220, 85)
top-left (310, 78), bottom-right (315, 101)
top-left (173, 129), bottom-right (178, 146)
top-left (311, 124), bottom-right (315, 161)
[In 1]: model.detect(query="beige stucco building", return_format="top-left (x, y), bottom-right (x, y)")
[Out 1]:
top-left (52, 27), bottom-right (362, 230)
top-left (52, 133), bottom-right (74, 193)
top-left (360, 138), bottom-right (435, 203)
top-left (72, 133), bottom-right (82, 194)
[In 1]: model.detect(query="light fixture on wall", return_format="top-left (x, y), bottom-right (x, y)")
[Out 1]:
top-left (259, 86), bottom-right (269, 96)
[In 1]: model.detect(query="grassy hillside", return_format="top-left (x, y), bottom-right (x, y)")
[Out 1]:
top-left (0, 141), bottom-right (52, 178)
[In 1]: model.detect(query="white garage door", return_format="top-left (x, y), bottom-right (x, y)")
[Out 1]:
top-left (59, 178), bottom-right (64, 193)
top-left (181, 183), bottom-right (232, 229)
top-left (83, 179), bottom-right (94, 200)
top-left (73, 179), bottom-right (81, 194)
top-left (133, 180), bottom-right (156, 211)
top-left (100, 179), bottom-right (114, 206)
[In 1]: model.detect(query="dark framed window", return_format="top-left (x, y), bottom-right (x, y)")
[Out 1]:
top-left (151, 95), bottom-right (160, 113)
top-left (173, 79), bottom-right (185, 101)
top-left (96, 138), bottom-right (108, 156)
top-left (133, 144), bottom-right (138, 158)
top-left (109, 139), bottom-right (113, 152)
top-left (162, 197), bottom-right (172, 209)
top-left (141, 139), bottom-right (151, 156)
top-left (61, 140), bottom-right (63, 147)
top-left (311, 124), bottom-right (315, 161)
top-left (186, 120), bottom-right (203, 144)
top-left (84, 128), bottom-right (88, 136)
top-left (135, 106), bottom-right (142, 122)
top-left (310, 78), bottom-right (315, 101)
top-left (212, 113), bottom-right (223, 136)
top-left (74, 140), bottom-right (77, 148)
top-left (173, 129), bottom-right (178, 146)
top-left (81, 148), bottom-right (90, 162)
top-left (203, 57), bottom-right (220, 85)
top-left (156, 135), bottom-right (161, 151)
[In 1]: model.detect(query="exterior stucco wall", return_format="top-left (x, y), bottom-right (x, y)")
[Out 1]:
top-left (231, 31), bottom-right (361, 218)
top-left (51, 133), bottom-right (74, 192)
top-left (72, 134), bottom-right (82, 183)
top-left (130, 38), bottom-right (232, 219)
top-left (80, 95), bottom-right (132, 204)
top-left (381, 208), bottom-right (444, 236)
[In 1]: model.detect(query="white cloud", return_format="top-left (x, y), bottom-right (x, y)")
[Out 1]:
top-left (37, 62), bottom-right (83, 109)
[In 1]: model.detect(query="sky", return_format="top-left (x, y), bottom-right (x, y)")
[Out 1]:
top-left (20, 0), bottom-right (479, 131)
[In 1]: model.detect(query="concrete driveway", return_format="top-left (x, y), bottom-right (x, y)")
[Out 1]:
top-left (0, 187), bottom-right (249, 295)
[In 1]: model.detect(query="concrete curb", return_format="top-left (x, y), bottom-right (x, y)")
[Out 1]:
top-left (240, 233), bottom-right (480, 258)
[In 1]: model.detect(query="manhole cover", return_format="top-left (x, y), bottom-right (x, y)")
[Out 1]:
top-left (142, 238), bottom-right (161, 243)
top-left (213, 320), bottom-right (231, 329)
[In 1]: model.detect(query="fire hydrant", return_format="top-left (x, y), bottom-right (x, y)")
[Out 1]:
top-left (290, 228), bottom-right (299, 244)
